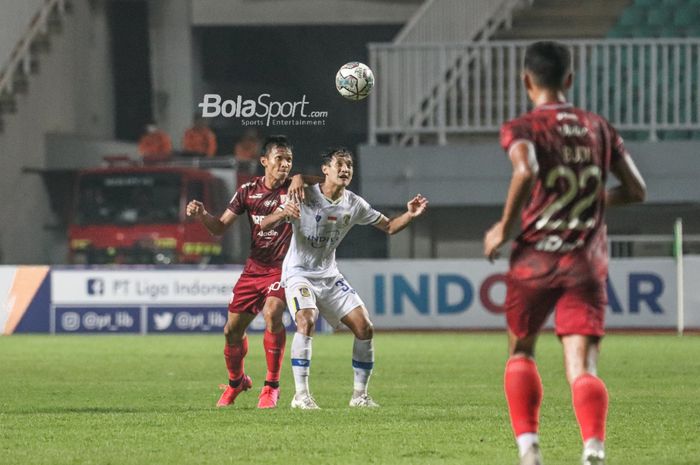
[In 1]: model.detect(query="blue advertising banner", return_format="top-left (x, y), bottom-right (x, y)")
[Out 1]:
top-left (54, 307), bottom-right (141, 334)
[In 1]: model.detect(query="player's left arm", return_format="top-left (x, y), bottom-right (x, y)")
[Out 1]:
top-left (288, 174), bottom-right (323, 203)
top-left (373, 194), bottom-right (429, 235)
top-left (484, 140), bottom-right (538, 262)
top-left (260, 200), bottom-right (300, 231)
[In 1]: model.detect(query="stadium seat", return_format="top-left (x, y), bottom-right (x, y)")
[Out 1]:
top-left (674, 7), bottom-right (700, 27)
top-left (620, 7), bottom-right (648, 27)
top-left (607, 27), bottom-right (634, 38)
top-left (647, 8), bottom-right (673, 26)
top-left (683, 25), bottom-right (700, 36)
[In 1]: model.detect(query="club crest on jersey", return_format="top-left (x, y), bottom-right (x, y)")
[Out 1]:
top-left (315, 214), bottom-right (322, 223)
top-left (280, 195), bottom-right (287, 204)
top-left (343, 214), bottom-right (351, 226)
top-left (300, 287), bottom-right (311, 297)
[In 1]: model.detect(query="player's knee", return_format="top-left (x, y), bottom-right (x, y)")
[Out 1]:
top-left (224, 321), bottom-right (246, 341)
top-left (266, 318), bottom-right (284, 333)
top-left (355, 321), bottom-right (374, 340)
top-left (264, 311), bottom-right (285, 333)
top-left (295, 313), bottom-right (315, 335)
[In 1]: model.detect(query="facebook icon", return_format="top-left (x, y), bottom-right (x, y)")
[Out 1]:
top-left (87, 278), bottom-right (105, 296)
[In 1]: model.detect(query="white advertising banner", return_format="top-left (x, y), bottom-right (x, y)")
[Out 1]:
top-left (684, 257), bottom-right (700, 328)
top-left (51, 268), bottom-right (242, 305)
top-left (0, 266), bottom-right (18, 333)
top-left (45, 258), bottom-right (695, 330)
top-left (338, 258), bottom-right (681, 330)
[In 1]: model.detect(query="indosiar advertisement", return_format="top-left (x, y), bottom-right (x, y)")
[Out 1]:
top-left (1, 258), bottom-right (697, 335)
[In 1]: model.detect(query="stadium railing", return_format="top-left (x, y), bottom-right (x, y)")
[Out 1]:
top-left (394, 0), bottom-right (529, 43)
top-left (0, 0), bottom-right (69, 121)
top-left (368, 39), bottom-right (700, 145)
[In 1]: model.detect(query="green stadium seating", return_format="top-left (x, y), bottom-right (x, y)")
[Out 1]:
top-left (647, 8), bottom-right (673, 26)
top-left (674, 7), bottom-right (700, 27)
top-left (604, 0), bottom-right (700, 139)
top-left (620, 6), bottom-right (648, 26)
top-left (683, 25), bottom-right (700, 36)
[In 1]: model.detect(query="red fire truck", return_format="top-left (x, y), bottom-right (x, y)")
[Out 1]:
top-left (68, 157), bottom-right (237, 265)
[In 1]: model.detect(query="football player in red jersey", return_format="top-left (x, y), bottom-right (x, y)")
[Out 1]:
top-left (187, 135), bottom-right (311, 409)
top-left (484, 42), bottom-right (646, 465)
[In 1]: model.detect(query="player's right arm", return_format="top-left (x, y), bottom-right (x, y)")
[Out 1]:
top-left (606, 152), bottom-right (646, 206)
top-left (484, 140), bottom-right (538, 262)
top-left (259, 201), bottom-right (300, 231)
top-left (186, 200), bottom-right (238, 236)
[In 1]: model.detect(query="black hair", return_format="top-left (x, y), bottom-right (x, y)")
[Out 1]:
top-left (523, 41), bottom-right (571, 89)
top-left (261, 135), bottom-right (292, 157)
top-left (321, 147), bottom-right (353, 166)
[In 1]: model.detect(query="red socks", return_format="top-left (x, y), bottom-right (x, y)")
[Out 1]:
top-left (572, 373), bottom-right (608, 442)
top-left (263, 330), bottom-right (286, 383)
top-left (504, 356), bottom-right (543, 437)
top-left (224, 337), bottom-right (248, 381)
top-left (224, 332), bottom-right (287, 384)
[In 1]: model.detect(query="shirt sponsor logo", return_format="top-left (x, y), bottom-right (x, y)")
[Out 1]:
top-left (249, 193), bottom-right (263, 199)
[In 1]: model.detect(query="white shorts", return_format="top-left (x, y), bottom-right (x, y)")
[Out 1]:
top-left (284, 274), bottom-right (365, 329)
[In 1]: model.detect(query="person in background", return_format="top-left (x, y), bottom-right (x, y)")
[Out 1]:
top-left (183, 115), bottom-right (217, 157)
top-left (138, 122), bottom-right (172, 159)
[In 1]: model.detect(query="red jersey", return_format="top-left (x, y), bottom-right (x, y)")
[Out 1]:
top-left (500, 103), bottom-right (624, 251)
top-left (500, 103), bottom-right (626, 282)
top-left (228, 176), bottom-right (292, 268)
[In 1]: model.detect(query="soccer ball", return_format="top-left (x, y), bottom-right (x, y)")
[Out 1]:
top-left (335, 62), bottom-right (374, 101)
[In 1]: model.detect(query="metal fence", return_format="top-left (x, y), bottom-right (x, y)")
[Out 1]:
top-left (368, 39), bottom-right (700, 145)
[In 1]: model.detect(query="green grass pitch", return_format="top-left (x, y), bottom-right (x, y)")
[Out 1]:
top-left (1, 333), bottom-right (699, 464)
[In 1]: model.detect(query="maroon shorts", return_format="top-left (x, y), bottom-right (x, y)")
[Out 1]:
top-left (505, 246), bottom-right (608, 338)
top-left (229, 262), bottom-right (285, 315)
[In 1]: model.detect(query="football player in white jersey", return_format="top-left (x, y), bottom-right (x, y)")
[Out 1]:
top-left (261, 147), bottom-right (428, 409)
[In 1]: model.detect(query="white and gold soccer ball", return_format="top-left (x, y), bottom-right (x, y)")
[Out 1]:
top-left (335, 62), bottom-right (375, 101)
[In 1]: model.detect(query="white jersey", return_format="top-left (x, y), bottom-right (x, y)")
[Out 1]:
top-left (282, 184), bottom-right (383, 281)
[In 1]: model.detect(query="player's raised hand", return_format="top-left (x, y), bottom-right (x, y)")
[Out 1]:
top-left (186, 200), bottom-right (206, 219)
top-left (484, 221), bottom-right (507, 263)
top-left (288, 174), bottom-right (306, 203)
top-left (282, 199), bottom-right (300, 221)
top-left (407, 194), bottom-right (428, 218)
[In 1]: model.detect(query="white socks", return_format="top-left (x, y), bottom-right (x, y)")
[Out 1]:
top-left (291, 334), bottom-right (375, 397)
top-left (291, 333), bottom-right (312, 395)
top-left (516, 433), bottom-right (539, 457)
top-left (351, 338), bottom-right (374, 395)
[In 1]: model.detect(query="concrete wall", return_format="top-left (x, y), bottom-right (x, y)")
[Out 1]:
top-left (0, 0), bottom-right (114, 264)
top-left (0, 0), bottom-right (44, 68)
top-left (191, 0), bottom-right (420, 25)
top-left (359, 140), bottom-right (700, 207)
top-left (359, 140), bottom-right (700, 258)
top-left (148, 0), bottom-right (195, 145)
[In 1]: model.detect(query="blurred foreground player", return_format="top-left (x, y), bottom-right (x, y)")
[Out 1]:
top-left (484, 41), bottom-right (646, 465)
top-left (187, 135), bottom-right (305, 409)
top-left (261, 148), bottom-right (428, 409)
